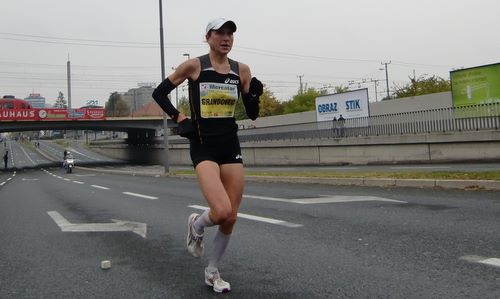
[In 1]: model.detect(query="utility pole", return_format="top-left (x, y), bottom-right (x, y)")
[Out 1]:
top-left (297, 74), bottom-right (304, 94)
top-left (159, 0), bottom-right (169, 172)
top-left (381, 61), bottom-right (391, 99)
top-left (67, 54), bottom-right (71, 109)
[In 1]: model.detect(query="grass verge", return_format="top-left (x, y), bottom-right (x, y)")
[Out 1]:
top-left (174, 169), bottom-right (500, 181)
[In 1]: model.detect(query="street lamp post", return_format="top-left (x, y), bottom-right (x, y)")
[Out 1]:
top-left (171, 66), bottom-right (179, 108)
top-left (183, 53), bottom-right (191, 101)
top-left (158, 0), bottom-right (169, 172)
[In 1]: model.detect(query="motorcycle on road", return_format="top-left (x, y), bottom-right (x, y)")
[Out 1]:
top-left (63, 153), bottom-right (74, 174)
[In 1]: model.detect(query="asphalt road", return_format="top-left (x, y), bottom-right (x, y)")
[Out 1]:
top-left (1, 163), bottom-right (499, 298)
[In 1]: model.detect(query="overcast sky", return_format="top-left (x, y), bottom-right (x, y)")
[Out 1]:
top-left (1, 0), bottom-right (499, 107)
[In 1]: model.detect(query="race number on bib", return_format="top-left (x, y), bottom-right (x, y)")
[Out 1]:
top-left (199, 83), bottom-right (238, 118)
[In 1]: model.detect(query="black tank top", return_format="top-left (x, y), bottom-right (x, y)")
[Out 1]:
top-left (188, 54), bottom-right (241, 142)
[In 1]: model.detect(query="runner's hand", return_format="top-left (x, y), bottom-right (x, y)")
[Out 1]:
top-left (177, 118), bottom-right (196, 139)
top-left (249, 77), bottom-right (263, 97)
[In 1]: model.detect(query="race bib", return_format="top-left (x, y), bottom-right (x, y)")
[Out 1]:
top-left (199, 82), bottom-right (238, 118)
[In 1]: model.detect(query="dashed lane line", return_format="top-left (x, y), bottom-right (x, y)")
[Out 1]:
top-left (460, 255), bottom-right (500, 269)
top-left (123, 192), bottom-right (158, 200)
top-left (91, 185), bottom-right (110, 190)
top-left (188, 205), bottom-right (303, 228)
top-left (0, 171), bottom-right (17, 187)
top-left (73, 181), bottom-right (85, 184)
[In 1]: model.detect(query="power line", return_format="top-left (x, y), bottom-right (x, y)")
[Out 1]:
top-left (0, 32), bottom-right (459, 69)
top-left (0, 32), bottom-right (157, 45)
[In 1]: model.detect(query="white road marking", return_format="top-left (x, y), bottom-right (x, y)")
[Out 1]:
top-left (22, 178), bottom-right (39, 181)
top-left (479, 258), bottom-right (500, 268)
top-left (243, 194), bottom-right (291, 203)
top-left (73, 181), bottom-right (85, 184)
top-left (75, 174), bottom-right (96, 177)
top-left (63, 178), bottom-right (71, 181)
top-left (244, 194), bottom-right (406, 204)
top-left (123, 192), bottom-right (158, 200)
top-left (18, 145), bottom-right (36, 165)
top-left (0, 182), bottom-right (5, 186)
top-left (460, 255), bottom-right (500, 268)
top-left (91, 185), bottom-right (110, 190)
top-left (47, 211), bottom-right (147, 238)
top-left (68, 148), bottom-right (102, 161)
top-left (188, 205), bottom-right (302, 228)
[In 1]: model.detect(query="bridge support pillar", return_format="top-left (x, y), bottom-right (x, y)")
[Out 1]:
top-left (126, 128), bottom-right (156, 145)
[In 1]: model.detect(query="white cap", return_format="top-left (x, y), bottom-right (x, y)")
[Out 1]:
top-left (205, 18), bottom-right (237, 34)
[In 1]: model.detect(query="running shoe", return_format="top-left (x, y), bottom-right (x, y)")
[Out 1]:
top-left (205, 267), bottom-right (231, 293)
top-left (186, 213), bottom-right (204, 258)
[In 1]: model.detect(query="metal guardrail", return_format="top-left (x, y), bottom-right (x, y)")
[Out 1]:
top-left (237, 102), bottom-right (500, 142)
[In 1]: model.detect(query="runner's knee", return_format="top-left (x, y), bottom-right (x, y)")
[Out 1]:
top-left (211, 207), bottom-right (232, 225)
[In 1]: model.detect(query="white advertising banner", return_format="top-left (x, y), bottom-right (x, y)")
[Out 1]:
top-left (315, 88), bottom-right (370, 121)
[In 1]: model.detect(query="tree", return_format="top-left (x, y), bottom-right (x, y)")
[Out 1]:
top-left (105, 92), bottom-right (129, 117)
top-left (177, 96), bottom-right (190, 116)
top-left (282, 87), bottom-right (325, 114)
top-left (392, 75), bottom-right (451, 99)
top-left (259, 87), bottom-right (284, 117)
top-left (232, 87), bottom-right (285, 120)
top-left (233, 95), bottom-right (247, 120)
top-left (54, 91), bottom-right (67, 108)
top-left (333, 85), bottom-right (350, 94)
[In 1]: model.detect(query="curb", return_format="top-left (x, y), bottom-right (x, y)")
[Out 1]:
top-left (76, 166), bottom-right (164, 177)
top-left (245, 176), bottom-right (500, 191)
top-left (76, 167), bottom-right (500, 191)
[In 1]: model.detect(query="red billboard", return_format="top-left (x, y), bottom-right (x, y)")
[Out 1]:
top-left (0, 108), bottom-right (106, 121)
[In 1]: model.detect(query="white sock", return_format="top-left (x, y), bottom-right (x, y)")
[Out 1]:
top-left (208, 230), bottom-right (231, 270)
top-left (193, 209), bottom-right (214, 235)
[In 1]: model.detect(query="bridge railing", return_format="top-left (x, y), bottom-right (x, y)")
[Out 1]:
top-left (236, 102), bottom-right (500, 142)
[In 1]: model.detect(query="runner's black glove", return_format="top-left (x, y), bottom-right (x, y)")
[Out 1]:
top-left (249, 77), bottom-right (263, 97)
top-left (177, 118), bottom-right (196, 139)
top-left (242, 77), bottom-right (263, 120)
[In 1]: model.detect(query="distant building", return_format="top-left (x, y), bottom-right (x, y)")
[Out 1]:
top-left (122, 83), bottom-right (156, 115)
top-left (24, 93), bottom-right (46, 108)
top-left (131, 101), bottom-right (163, 117)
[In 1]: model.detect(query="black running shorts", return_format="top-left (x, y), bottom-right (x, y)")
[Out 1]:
top-left (189, 134), bottom-right (243, 168)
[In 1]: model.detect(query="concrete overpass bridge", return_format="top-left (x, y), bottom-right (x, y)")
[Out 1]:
top-left (0, 117), bottom-right (174, 144)
top-left (3, 109), bottom-right (500, 166)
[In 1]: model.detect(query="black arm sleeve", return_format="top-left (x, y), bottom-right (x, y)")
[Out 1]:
top-left (242, 93), bottom-right (260, 121)
top-left (152, 78), bottom-right (180, 122)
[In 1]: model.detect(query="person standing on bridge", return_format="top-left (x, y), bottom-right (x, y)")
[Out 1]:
top-left (152, 18), bottom-right (263, 293)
